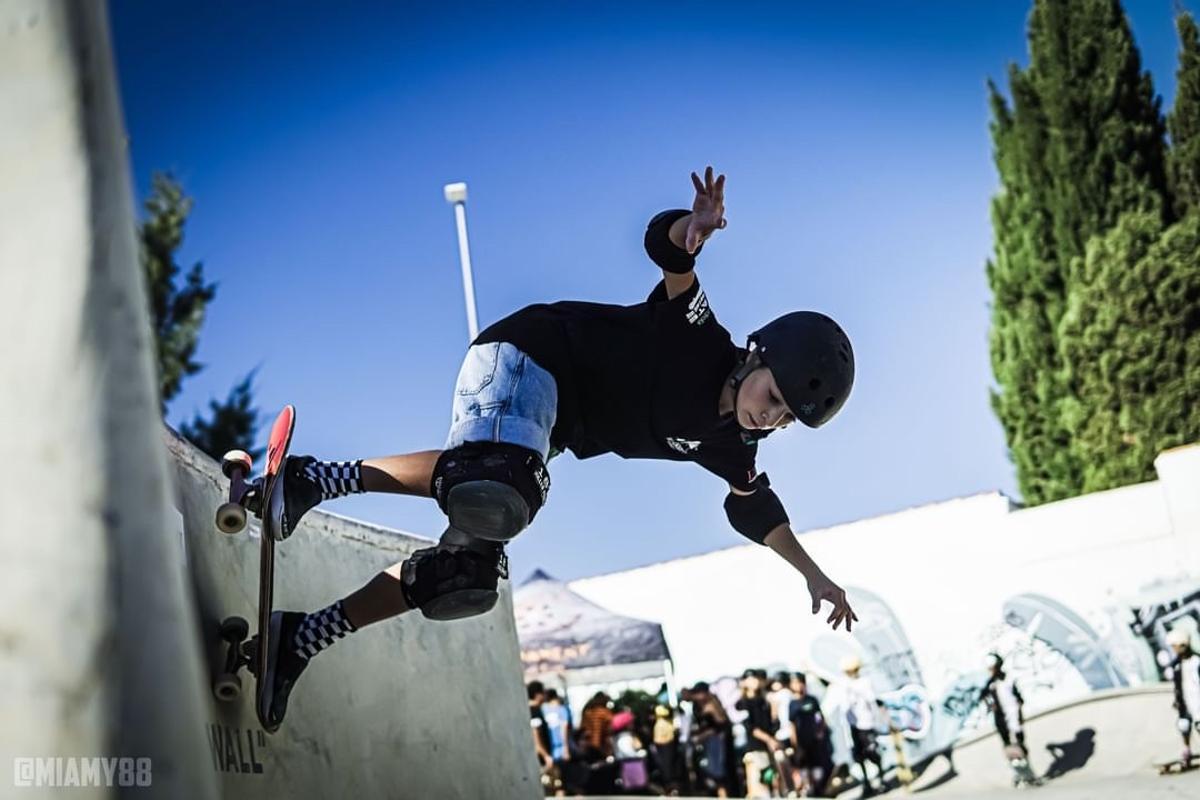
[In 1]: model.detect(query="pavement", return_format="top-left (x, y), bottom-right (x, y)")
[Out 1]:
top-left (863, 684), bottom-right (1198, 799)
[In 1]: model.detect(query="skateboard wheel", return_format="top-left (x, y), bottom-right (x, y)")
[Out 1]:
top-left (221, 449), bottom-right (253, 479)
top-left (213, 673), bottom-right (242, 702)
top-left (219, 616), bottom-right (250, 641)
top-left (216, 502), bottom-right (247, 534)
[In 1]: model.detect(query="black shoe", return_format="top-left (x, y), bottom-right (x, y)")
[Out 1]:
top-left (272, 455), bottom-right (323, 540)
top-left (252, 610), bottom-right (310, 732)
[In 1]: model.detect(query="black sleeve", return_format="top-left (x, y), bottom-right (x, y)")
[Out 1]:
top-left (644, 209), bottom-right (703, 274)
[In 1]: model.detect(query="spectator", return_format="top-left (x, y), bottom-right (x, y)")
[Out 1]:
top-left (528, 681), bottom-right (559, 795)
top-left (652, 704), bottom-right (682, 795)
top-left (541, 688), bottom-right (572, 796)
top-left (837, 656), bottom-right (883, 797)
top-left (788, 672), bottom-right (834, 798)
top-left (580, 692), bottom-right (615, 762)
top-left (736, 669), bottom-right (778, 798)
top-left (688, 682), bottom-right (733, 798)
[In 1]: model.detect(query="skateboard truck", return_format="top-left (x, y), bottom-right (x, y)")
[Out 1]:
top-left (216, 450), bottom-right (262, 534)
top-left (213, 616), bottom-right (254, 701)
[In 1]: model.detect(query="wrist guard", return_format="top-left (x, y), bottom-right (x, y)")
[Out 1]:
top-left (645, 209), bottom-right (702, 274)
top-left (724, 473), bottom-right (788, 544)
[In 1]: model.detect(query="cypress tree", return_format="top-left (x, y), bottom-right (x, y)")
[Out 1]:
top-left (1169, 11), bottom-right (1200, 216)
top-left (987, 0), bottom-right (1171, 504)
top-left (1058, 212), bottom-right (1200, 492)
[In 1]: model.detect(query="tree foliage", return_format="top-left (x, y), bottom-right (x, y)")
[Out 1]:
top-left (138, 172), bottom-right (260, 458)
top-left (987, 0), bottom-right (1181, 505)
top-left (179, 372), bottom-right (264, 462)
top-left (140, 173), bottom-right (216, 408)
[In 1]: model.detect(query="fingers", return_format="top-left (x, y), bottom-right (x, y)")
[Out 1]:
top-left (691, 166), bottom-right (726, 199)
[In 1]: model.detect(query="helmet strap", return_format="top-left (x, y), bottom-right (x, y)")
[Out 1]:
top-left (729, 348), bottom-right (761, 396)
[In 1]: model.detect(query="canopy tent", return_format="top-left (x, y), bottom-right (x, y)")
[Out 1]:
top-left (514, 569), bottom-right (675, 716)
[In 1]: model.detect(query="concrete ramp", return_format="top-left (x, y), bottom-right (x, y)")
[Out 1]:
top-left (169, 432), bottom-right (541, 798)
top-left (0, 1), bottom-right (539, 794)
top-left (912, 686), bottom-right (1190, 796)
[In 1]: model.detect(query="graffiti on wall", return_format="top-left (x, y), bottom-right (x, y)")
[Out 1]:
top-left (1130, 585), bottom-right (1200, 677)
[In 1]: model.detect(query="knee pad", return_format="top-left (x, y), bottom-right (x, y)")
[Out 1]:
top-left (400, 529), bottom-right (509, 621)
top-left (431, 442), bottom-right (550, 541)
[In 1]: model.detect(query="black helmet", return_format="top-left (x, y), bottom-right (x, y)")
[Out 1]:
top-left (748, 311), bottom-right (854, 428)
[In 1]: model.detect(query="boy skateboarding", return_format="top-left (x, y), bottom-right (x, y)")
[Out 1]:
top-left (255, 167), bottom-right (858, 729)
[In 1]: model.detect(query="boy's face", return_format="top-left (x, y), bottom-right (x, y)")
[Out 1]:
top-left (736, 366), bottom-right (795, 431)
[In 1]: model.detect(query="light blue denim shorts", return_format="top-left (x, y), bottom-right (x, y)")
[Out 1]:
top-left (445, 342), bottom-right (558, 462)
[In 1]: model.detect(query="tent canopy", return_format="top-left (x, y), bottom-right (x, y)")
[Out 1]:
top-left (514, 569), bottom-right (671, 674)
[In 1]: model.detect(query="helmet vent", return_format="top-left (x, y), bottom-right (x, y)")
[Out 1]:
top-left (809, 378), bottom-right (822, 390)
top-left (838, 348), bottom-right (849, 363)
top-left (824, 396), bottom-right (835, 409)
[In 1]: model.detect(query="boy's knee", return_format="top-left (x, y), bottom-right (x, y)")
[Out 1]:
top-left (431, 442), bottom-right (550, 540)
top-left (399, 530), bottom-right (508, 621)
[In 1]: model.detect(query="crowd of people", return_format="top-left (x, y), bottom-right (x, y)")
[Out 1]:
top-left (527, 667), bottom-right (859, 798)
top-left (527, 627), bottom-right (1200, 797)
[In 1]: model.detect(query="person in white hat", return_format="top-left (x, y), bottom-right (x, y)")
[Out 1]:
top-left (838, 655), bottom-right (883, 797)
top-left (1167, 627), bottom-right (1200, 763)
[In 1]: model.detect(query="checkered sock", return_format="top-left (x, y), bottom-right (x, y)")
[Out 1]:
top-left (303, 459), bottom-right (365, 501)
top-left (293, 600), bottom-right (358, 660)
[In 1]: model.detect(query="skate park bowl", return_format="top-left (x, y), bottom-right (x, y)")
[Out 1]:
top-left (169, 431), bottom-right (543, 799)
top-left (0, 3), bottom-right (540, 795)
top-left (909, 685), bottom-right (1199, 797)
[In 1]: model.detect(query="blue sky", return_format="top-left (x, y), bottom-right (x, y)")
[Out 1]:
top-left (110, 1), bottom-right (1185, 581)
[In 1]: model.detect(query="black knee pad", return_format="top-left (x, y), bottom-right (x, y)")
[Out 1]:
top-left (431, 442), bottom-right (550, 541)
top-left (400, 533), bottom-right (509, 621)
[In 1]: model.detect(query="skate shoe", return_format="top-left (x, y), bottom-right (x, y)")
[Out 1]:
top-left (272, 455), bottom-right (323, 540)
top-left (251, 610), bottom-right (310, 732)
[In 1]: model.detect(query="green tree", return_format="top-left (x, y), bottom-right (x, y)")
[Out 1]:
top-left (987, 0), bottom-right (1171, 505)
top-left (140, 173), bottom-right (215, 408)
top-left (1169, 10), bottom-right (1200, 216)
top-left (138, 172), bottom-right (260, 458)
top-left (1058, 212), bottom-right (1200, 492)
top-left (179, 372), bottom-right (264, 461)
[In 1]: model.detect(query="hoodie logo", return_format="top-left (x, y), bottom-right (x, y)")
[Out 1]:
top-left (685, 290), bottom-right (711, 326)
top-left (666, 437), bottom-right (701, 455)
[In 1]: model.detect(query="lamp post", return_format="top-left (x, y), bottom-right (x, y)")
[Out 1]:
top-left (443, 181), bottom-right (479, 342)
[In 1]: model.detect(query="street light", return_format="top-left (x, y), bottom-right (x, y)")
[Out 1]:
top-left (443, 181), bottom-right (479, 342)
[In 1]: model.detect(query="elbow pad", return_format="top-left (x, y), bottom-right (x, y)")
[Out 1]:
top-left (723, 474), bottom-right (789, 545)
top-left (644, 209), bottom-right (702, 274)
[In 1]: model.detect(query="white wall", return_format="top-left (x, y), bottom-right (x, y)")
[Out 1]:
top-left (569, 445), bottom-right (1200, 719)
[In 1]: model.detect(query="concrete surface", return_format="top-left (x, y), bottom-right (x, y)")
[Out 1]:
top-left (900, 685), bottom-right (1196, 799)
top-left (0, 1), bottom-right (541, 795)
top-left (1, 2), bottom-right (217, 796)
top-left (170, 432), bottom-right (542, 798)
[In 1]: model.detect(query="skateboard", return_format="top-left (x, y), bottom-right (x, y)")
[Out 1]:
top-left (1155, 753), bottom-right (1199, 775)
top-left (1004, 744), bottom-right (1041, 787)
top-left (890, 725), bottom-right (914, 790)
top-left (210, 405), bottom-right (296, 734)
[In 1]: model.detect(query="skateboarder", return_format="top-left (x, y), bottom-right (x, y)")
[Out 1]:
top-left (256, 167), bottom-right (858, 727)
top-left (1168, 628), bottom-right (1200, 763)
top-left (979, 652), bottom-right (1038, 786)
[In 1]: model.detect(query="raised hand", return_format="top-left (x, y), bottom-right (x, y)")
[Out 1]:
top-left (686, 166), bottom-right (727, 253)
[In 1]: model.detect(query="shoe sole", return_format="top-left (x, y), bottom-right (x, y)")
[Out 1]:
top-left (257, 611), bottom-right (284, 730)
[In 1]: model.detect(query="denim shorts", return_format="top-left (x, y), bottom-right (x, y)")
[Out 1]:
top-left (444, 342), bottom-right (558, 462)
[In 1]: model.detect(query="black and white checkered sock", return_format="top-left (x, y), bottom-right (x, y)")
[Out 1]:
top-left (303, 459), bottom-right (365, 501)
top-left (293, 600), bottom-right (358, 660)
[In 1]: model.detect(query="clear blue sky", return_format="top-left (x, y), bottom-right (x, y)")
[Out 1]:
top-left (109, 1), bottom-right (1184, 581)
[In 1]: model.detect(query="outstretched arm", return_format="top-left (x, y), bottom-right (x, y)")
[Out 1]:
top-left (647, 166), bottom-right (727, 299)
top-left (762, 519), bottom-right (857, 632)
